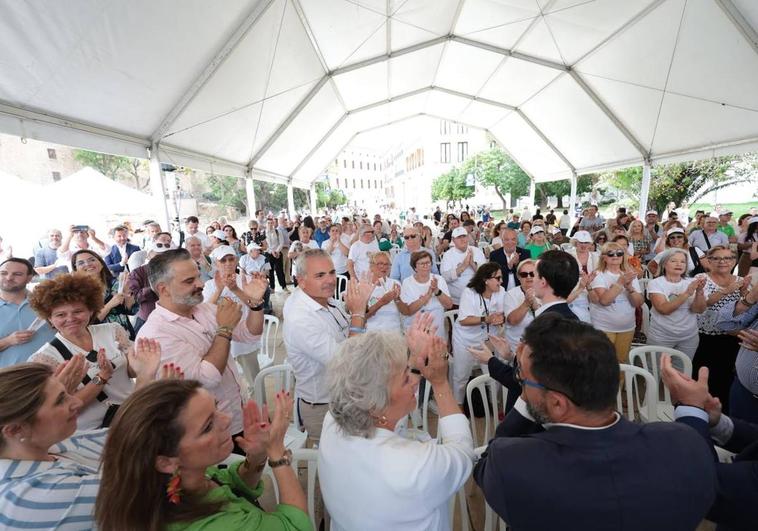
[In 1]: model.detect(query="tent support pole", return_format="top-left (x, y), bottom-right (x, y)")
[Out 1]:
top-left (569, 171), bottom-right (578, 221)
top-left (149, 144), bottom-right (172, 232)
top-left (310, 182), bottom-right (318, 215)
top-left (287, 182), bottom-right (296, 218)
top-left (245, 168), bottom-right (256, 218)
top-left (529, 178), bottom-right (536, 208)
top-left (640, 161), bottom-right (652, 215)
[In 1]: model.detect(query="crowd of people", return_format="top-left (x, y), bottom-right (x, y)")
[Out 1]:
top-left (0, 200), bottom-right (757, 530)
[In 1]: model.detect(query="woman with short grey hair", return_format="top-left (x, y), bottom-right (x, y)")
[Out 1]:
top-left (318, 314), bottom-right (474, 531)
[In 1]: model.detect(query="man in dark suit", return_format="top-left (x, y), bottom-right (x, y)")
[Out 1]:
top-left (489, 228), bottom-right (530, 290)
top-left (104, 225), bottom-right (140, 274)
top-left (475, 315), bottom-right (717, 530)
top-left (532, 249), bottom-right (578, 319)
top-left (662, 354), bottom-right (758, 531)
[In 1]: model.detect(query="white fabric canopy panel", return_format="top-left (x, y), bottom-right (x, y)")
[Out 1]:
top-left (0, 0), bottom-right (757, 187)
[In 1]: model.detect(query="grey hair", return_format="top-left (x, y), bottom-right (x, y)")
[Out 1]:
top-left (147, 248), bottom-right (191, 291)
top-left (369, 251), bottom-right (391, 265)
top-left (184, 235), bottom-right (201, 245)
top-left (294, 248), bottom-right (330, 278)
top-left (656, 248), bottom-right (689, 278)
top-left (516, 258), bottom-right (536, 273)
top-left (327, 331), bottom-right (408, 438)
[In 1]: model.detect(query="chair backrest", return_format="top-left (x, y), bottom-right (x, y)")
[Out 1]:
top-left (260, 314), bottom-right (280, 365)
top-left (629, 345), bottom-right (691, 407)
top-left (638, 277), bottom-right (649, 297)
top-left (253, 363), bottom-right (294, 406)
top-left (334, 274), bottom-right (348, 299)
top-left (617, 363), bottom-right (657, 422)
top-left (640, 304), bottom-right (650, 337)
top-left (465, 374), bottom-right (504, 447)
top-left (290, 449), bottom-right (320, 530)
top-left (419, 378), bottom-right (435, 439)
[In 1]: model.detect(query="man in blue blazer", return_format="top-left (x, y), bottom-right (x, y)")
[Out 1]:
top-left (104, 225), bottom-right (140, 274)
top-left (663, 354), bottom-right (758, 531)
top-left (474, 315), bottom-right (717, 531)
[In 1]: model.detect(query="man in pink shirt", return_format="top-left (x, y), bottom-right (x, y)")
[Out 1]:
top-left (137, 248), bottom-right (268, 453)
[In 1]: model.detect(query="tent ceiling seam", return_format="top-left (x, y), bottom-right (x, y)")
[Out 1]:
top-left (716, 0), bottom-right (758, 57)
top-left (291, 0), bottom-right (330, 73)
top-left (149, 0), bottom-right (275, 143)
top-left (539, 0), bottom-right (569, 65)
top-left (648, 0), bottom-right (688, 156)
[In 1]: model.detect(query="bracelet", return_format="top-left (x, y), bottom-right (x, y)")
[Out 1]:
top-left (351, 313), bottom-right (366, 321)
top-left (215, 330), bottom-right (232, 340)
top-left (349, 326), bottom-right (367, 334)
top-left (249, 303), bottom-right (264, 311)
top-left (739, 296), bottom-right (756, 307)
top-left (243, 455), bottom-right (267, 473)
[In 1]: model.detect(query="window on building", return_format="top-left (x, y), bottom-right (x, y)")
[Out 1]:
top-left (375, 180), bottom-right (379, 188)
top-left (489, 140), bottom-right (497, 149)
top-left (343, 159), bottom-right (347, 168)
top-left (47, 148), bottom-right (57, 160)
top-left (353, 178), bottom-right (356, 188)
top-left (360, 179), bottom-right (364, 189)
top-left (457, 141), bottom-right (468, 162)
top-left (373, 163), bottom-right (377, 170)
top-left (440, 120), bottom-right (450, 135)
top-left (360, 161), bottom-right (363, 170)
top-left (352, 160), bottom-right (355, 169)
top-left (367, 179), bottom-right (371, 189)
top-left (51, 171), bottom-right (61, 181)
top-left (440, 142), bottom-right (451, 163)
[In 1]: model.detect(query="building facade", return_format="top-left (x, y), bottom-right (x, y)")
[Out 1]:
top-left (0, 133), bottom-right (82, 184)
top-left (323, 148), bottom-right (389, 209)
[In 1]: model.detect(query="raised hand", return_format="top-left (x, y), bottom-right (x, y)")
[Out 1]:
top-left (97, 348), bottom-right (114, 381)
top-left (430, 276), bottom-right (438, 294)
top-left (160, 363), bottom-right (184, 380)
top-left (127, 338), bottom-right (162, 380)
top-left (417, 335), bottom-right (449, 386)
top-left (266, 391), bottom-right (294, 458)
top-left (406, 312), bottom-right (437, 357)
top-left (467, 342), bottom-right (494, 364)
top-left (216, 297), bottom-right (243, 329)
top-left (234, 399), bottom-right (271, 463)
top-left (213, 270), bottom-right (225, 292)
top-left (487, 334), bottom-right (513, 360)
top-left (737, 328), bottom-right (758, 352)
top-left (660, 354), bottom-right (710, 408)
top-left (54, 353), bottom-right (87, 393)
top-left (241, 273), bottom-right (269, 302)
top-left (345, 276), bottom-right (374, 314)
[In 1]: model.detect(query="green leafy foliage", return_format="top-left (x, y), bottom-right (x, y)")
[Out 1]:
top-left (535, 175), bottom-right (593, 207)
top-left (73, 149), bottom-right (149, 189)
top-left (204, 175), bottom-right (247, 213)
top-left (315, 182), bottom-right (347, 209)
top-left (431, 167), bottom-right (475, 204)
top-left (459, 148), bottom-right (531, 210)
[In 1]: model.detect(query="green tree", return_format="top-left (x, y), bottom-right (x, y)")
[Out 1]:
top-left (73, 149), bottom-right (149, 189)
top-left (460, 148), bottom-right (530, 211)
top-left (535, 175), bottom-right (593, 208)
top-left (315, 182), bottom-right (347, 209)
top-left (431, 167), bottom-right (474, 206)
top-left (205, 175), bottom-right (247, 214)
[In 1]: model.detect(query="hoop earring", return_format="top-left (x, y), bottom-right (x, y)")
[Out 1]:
top-left (377, 415), bottom-right (388, 426)
top-left (166, 469), bottom-right (182, 505)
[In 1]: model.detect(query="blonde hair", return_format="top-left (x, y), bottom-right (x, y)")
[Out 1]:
top-left (597, 242), bottom-right (631, 272)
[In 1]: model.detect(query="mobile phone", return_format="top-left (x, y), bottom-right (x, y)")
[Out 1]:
top-left (73, 225), bottom-right (89, 232)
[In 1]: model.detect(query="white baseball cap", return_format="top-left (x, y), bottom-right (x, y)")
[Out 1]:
top-left (645, 210), bottom-right (658, 217)
top-left (211, 229), bottom-right (227, 240)
top-left (529, 226), bottom-right (545, 236)
top-left (247, 242), bottom-right (262, 250)
top-left (452, 227), bottom-right (468, 238)
top-left (211, 245), bottom-right (236, 261)
top-left (573, 230), bottom-right (593, 243)
top-left (666, 227), bottom-right (685, 237)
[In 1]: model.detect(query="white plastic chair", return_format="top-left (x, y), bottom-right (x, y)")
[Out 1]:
top-left (257, 314), bottom-right (280, 371)
top-left (419, 377), bottom-right (435, 439)
top-left (466, 374), bottom-right (503, 447)
top-left (476, 445), bottom-right (508, 531)
top-left (252, 363), bottom-right (308, 449)
top-left (290, 449), bottom-right (321, 531)
top-left (334, 274), bottom-right (348, 300)
top-left (617, 363), bottom-right (657, 422)
top-left (628, 346), bottom-right (692, 422)
top-left (444, 309), bottom-right (458, 351)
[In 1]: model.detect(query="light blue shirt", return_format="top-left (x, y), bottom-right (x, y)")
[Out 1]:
top-left (390, 247), bottom-right (439, 283)
top-left (0, 296), bottom-right (55, 368)
top-left (715, 299), bottom-right (758, 393)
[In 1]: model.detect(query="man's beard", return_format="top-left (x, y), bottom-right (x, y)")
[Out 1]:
top-left (526, 399), bottom-right (552, 425)
top-left (0, 282), bottom-right (25, 293)
top-left (176, 290), bottom-right (203, 306)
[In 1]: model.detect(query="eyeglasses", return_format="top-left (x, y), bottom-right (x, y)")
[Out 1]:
top-left (489, 275), bottom-right (503, 281)
top-left (708, 256), bottom-right (735, 262)
top-left (75, 258), bottom-right (99, 267)
top-left (154, 242), bottom-right (171, 248)
top-left (415, 261), bottom-right (432, 267)
top-left (513, 356), bottom-right (581, 405)
top-left (605, 251), bottom-right (625, 257)
top-left (518, 271), bottom-right (535, 278)
top-left (668, 235), bottom-right (684, 240)
top-left (404, 234), bottom-right (418, 239)
top-left (373, 261), bottom-right (391, 267)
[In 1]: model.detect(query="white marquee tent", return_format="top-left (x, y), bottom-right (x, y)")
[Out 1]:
top-left (1, 0), bottom-right (757, 223)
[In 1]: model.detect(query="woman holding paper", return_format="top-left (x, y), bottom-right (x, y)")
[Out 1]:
top-left (71, 249), bottom-right (138, 339)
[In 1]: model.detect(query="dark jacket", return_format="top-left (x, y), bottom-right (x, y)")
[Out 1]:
top-left (489, 246), bottom-right (531, 290)
top-left (476, 406), bottom-right (717, 531)
top-left (104, 243), bottom-right (141, 273)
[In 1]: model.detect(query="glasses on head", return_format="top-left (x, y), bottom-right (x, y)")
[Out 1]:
top-left (405, 234), bottom-right (418, 239)
top-left (513, 356), bottom-right (581, 405)
top-left (518, 271), bottom-right (535, 278)
top-left (708, 256), bottom-right (735, 262)
top-left (75, 258), bottom-right (98, 267)
top-left (154, 242), bottom-right (171, 248)
top-left (605, 251), bottom-right (625, 258)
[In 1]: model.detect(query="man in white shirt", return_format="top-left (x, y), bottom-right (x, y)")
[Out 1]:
top-left (440, 227), bottom-right (486, 304)
top-left (57, 225), bottom-right (108, 270)
top-left (347, 224), bottom-right (380, 279)
top-left (183, 215), bottom-right (210, 251)
top-left (283, 248), bottom-right (372, 443)
top-left (688, 216), bottom-right (729, 252)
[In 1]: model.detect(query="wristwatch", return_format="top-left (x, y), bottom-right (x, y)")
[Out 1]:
top-left (91, 374), bottom-right (109, 386)
top-left (435, 289), bottom-right (442, 296)
top-left (268, 449), bottom-right (293, 468)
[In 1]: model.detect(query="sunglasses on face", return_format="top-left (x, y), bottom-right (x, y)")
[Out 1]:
top-left (518, 271), bottom-right (535, 278)
top-left (605, 251), bottom-right (625, 257)
top-left (154, 242), bottom-right (171, 248)
top-left (404, 234), bottom-right (418, 239)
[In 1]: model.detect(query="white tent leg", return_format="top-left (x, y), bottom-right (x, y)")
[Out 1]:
top-left (149, 144), bottom-right (172, 231)
top-left (529, 178), bottom-right (536, 208)
top-left (287, 183), bottom-right (296, 218)
top-left (245, 170), bottom-right (256, 218)
top-left (569, 172), bottom-right (578, 222)
top-left (309, 183), bottom-right (317, 216)
top-left (640, 161), bottom-right (652, 215)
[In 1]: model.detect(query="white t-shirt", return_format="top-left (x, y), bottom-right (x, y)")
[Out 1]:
top-left (324, 234), bottom-right (351, 274)
top-left (440, 246), bottom-right (486, 304)
top-left (239, 254), bottom-right (270, 274)
top-left (491, 236), bottom-right (503, 248)
top-left (647, 276), bottom-right (699, 339)
top-left (453, 286), bottom-right (506, 347)
top-left (366, 278), bottom-right (403, 332)
top-left (589, 271), bottom-right (641, 332)
top-left (348, 239), bottom-right (380, 278)
top-left (503, 286), bottom-right (537, 346)
top-left (31, 324), bottom-right (133, 430)
top-left (400, 274), bottom-right (450, 339)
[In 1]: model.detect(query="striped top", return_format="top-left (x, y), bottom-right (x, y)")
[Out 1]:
top-left (0, 429), bottom-right (106, 530)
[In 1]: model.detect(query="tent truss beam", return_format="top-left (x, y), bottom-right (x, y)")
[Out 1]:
top-left (515, 109), bottom-right (576, 173)
top-left (289, 113), bottom-right (348, 177)
top-left (715, 0), bottom-right (758, 56)
top-left (150, 0), bottom-right (276, 143)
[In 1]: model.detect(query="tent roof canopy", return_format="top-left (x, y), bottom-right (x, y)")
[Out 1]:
top-left (1, 0), bottom-right (758, 187)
